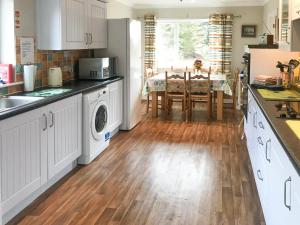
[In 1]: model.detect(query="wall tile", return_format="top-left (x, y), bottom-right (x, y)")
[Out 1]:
top-left (11, 36), bottom-right (90, 95)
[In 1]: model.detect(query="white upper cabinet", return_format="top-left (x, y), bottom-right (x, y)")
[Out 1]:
top-left (278, 0), bottom-right (300, 51)
top-left (292, 0), bottom-right (300, 20)
top-left (37, 0), bottom-right (107, 50)
top-left (88, 0), bottom-right (108, 49)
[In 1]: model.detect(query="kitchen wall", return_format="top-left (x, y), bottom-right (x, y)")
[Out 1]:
top-left (134, 6), bottom-right (264, 71)
top-left (107, 0), bottom-right (134, 19)
top-left (263, 0), bottom-right (278, 35)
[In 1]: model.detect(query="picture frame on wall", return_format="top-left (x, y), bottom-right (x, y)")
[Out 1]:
top-left (241, 25), bottom-right (257, 38)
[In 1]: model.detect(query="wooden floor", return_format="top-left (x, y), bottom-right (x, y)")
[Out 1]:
top-left (12, 104), bottom-right (266, 225)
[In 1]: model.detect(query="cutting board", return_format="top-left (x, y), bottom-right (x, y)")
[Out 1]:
top-left (257, 89), bottom-right (300, 101)
top-left (286, 120), bottom-right (300, 139)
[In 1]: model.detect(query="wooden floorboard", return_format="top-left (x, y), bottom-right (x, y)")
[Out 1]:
top-left (10, 104), bottom-right (266, 225)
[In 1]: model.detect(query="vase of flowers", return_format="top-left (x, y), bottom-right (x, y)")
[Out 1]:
top-left (193, 59), bottom-right (203, 75)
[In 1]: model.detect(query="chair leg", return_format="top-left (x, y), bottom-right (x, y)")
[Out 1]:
top-left (146, 94), bottom-right (150, 113)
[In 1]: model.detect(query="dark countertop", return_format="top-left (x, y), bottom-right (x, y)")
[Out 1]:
top-left (0, 76), bottom-right (124, 121)
top-left (249, 86), bottom-right (300, 173)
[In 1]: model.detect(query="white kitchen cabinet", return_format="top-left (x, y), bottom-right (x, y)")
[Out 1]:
top-left (0, 94), bottom-right (82, 219)
top-left (0, 107), bottom-right (48, 214)
top-left (278, 0), bottom-right (300, 51)
top-left (292, 0), bottom-right (300, 20)
top-left (245, 90), bottom-right (300, 225)
top-left (37, 0), bottom-right (107, 50)
top-left (108, 80), bottom-right (123, 133)
top-left (48, 94), bottom-right (82, 179)
top-left (88, 0), bottom-right (107, 49)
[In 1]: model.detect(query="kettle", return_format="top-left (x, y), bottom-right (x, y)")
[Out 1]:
top-left (48, 67), bottom-right (63, 87)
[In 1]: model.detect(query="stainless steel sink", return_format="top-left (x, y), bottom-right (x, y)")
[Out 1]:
top-left (0, 96), bottom-right (44, 112)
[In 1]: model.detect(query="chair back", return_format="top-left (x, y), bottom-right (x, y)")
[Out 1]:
top-left (188, 67), bottom-right (211, 94)
top-left (165, 71), bottom-right (187, 94)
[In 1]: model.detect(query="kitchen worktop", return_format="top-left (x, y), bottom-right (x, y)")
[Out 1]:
top-left (0, 76), bottom-right (124, 121)
top-left (249, 86), bottom-right (300, 173)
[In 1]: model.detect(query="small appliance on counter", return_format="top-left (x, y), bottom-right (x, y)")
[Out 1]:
top-left (24, 65), bottom-right (37, 92)
top-left (78, 57), bottom-right (116, 81)
top-left (48, 67), bottom-right (63, 87)
top-left (258, 33), bottom-right (274, 45)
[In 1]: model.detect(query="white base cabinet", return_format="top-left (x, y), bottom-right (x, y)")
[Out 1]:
top-left (47, 94), bottom-right (82, 179)
top-left (107, 80), bottom-right (123, 133)
top-left (0, 94), bottom-right (82, 219)
top-left (0, 108), bottom-right (48, 214)
top-left (245, 90), bottom-right (300, 225)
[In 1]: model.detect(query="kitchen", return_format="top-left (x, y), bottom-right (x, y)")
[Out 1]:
top-left (0, 0), bottom-right (300, 225)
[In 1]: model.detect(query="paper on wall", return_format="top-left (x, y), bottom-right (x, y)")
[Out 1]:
top-left (20, 37), bottom-right (34, 65)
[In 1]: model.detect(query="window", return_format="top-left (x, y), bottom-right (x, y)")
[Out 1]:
top-left (155, 19), bottom-right (209, 70)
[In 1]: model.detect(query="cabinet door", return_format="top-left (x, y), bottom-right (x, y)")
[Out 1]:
top-left (292, 0), bottom-right (300, 20)
top-left (0, 108), bottom-right (47, 214)
top-left (48, 94), bottom-right (82, 179)
top-left (88, 0), bottom-right (107, 49)
top-left (108, 81), bottom-right (123, 133)
top-left (64, 0), bottom-right (88, 49)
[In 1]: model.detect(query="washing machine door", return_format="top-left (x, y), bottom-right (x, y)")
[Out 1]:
top-left (91, 101), bottom-right (108, 140)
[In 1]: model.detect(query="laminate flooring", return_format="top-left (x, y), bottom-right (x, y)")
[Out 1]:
top-left (11, 104), bottom-right (266, 225)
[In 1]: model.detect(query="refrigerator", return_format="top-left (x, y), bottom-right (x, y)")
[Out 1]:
top-left (95, 19), bottom-right (143, 130)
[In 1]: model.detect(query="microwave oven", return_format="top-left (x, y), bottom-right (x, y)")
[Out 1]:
top-left (78, 57), bottom-right (116, 80)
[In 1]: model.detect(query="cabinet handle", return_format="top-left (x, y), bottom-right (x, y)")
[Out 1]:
top-left (49, 111), bottom-right (55, 128)
top-left (257, 170), bottom-right (263, 181)
top-left (85, 33), bottom-right (89, 45)
top-left (253, 112), bottom-right (257, 128)
top-left (284, 177), bottom-right (292, 211)
top-left (90, 33), bottom-right (93, 44)
top-left (258, 121), bottom-right (264, 129)
top-left (257, 136), bottom-right (264, 146)
top-left (265, 139), bottom-right (271, 163)
top-left (42, 114), bottom-right (47, 131)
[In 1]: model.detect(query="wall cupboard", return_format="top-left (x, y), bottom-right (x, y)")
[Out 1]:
top-left (37, 0), bottom-right (107, 50)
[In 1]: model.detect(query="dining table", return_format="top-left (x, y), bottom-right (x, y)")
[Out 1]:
top-left (143, 72), bottom-right (232, 121)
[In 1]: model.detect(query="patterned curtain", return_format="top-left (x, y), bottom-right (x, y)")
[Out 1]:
top-left (208, 14), bottom-right (233, 77)
top-left (144, 15), bottom-right (156, 74)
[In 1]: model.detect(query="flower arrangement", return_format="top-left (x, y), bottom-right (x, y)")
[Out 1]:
top-left (193, 59), bottom-right (203, 71)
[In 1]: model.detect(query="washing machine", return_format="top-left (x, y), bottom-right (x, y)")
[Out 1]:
top-left (78, 87), bottom-right (110, 164)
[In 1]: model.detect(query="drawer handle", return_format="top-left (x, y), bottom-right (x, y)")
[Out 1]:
top-left (258, 122), bottom-right (265, 129)
top-left (284, 177), bottom-right (292, 211)
top-left (266, 139), bottom-right (271, 163)
top-left (257, 137), bottom-right (264, 146)
top-left (42, 114), bottom-right (47, 131)
top-left (257, 170), bottom-right (263, 181)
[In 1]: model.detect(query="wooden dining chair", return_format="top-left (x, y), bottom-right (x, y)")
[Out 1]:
top-left (187, 67), bottom-right (212, 119)
top-left (165, 71), bottom-right (188, 117)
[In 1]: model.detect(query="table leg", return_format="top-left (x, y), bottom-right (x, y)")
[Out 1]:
top-left (217, 91), bottom-right (223, 121)
top-left (160, 92), bottom-right (165, 110)
top-left (151, 92), bottom-right (158, 118)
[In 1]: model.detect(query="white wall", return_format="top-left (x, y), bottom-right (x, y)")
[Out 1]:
top-left (263, 0), bottom-right (278, 35)
top-left (107, 0), bottom-right (135, 19)
top-left (0, 0), bottom-right (16, 64)
top-left (134, 6), bottom-right (264, 71)
top-left (14, 0), bottom-right (35, 37)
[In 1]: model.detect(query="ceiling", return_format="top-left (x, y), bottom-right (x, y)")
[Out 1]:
top-left (117, 0), bottom-right (268, 8)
